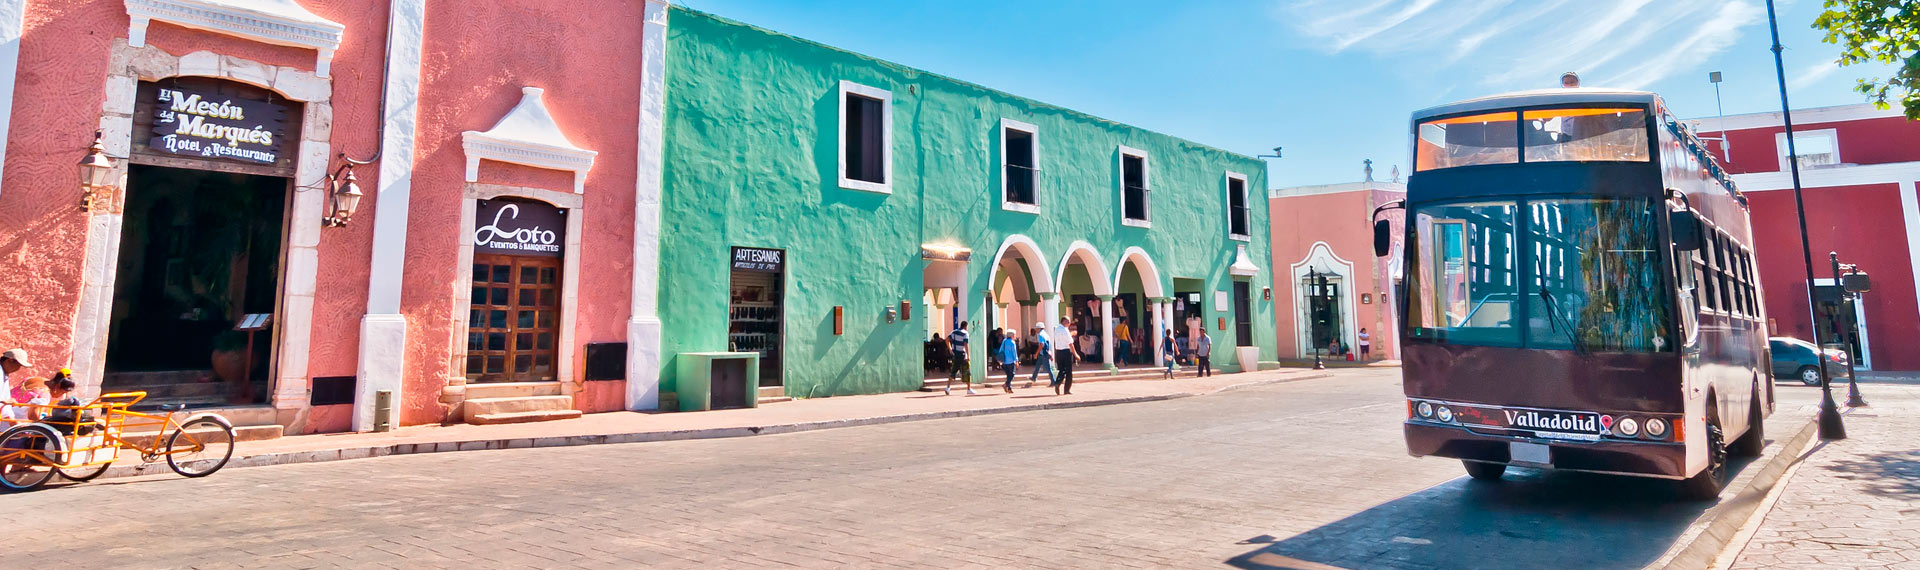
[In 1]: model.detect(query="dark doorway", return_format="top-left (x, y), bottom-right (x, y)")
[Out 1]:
top-left (104, 165), bottom-right (288, 407)
top-left (1308, 277), bottom-right (1344, 354)
top-left (1813, 285), bottom-right (1865, 367)
top-left (730, 247), bottom-right (786, 388)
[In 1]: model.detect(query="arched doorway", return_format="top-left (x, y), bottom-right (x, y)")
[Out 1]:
top-left (1113, 247), bottom-right (1166, 367)
top-left (1055, 241), bottom-right (1113, 367)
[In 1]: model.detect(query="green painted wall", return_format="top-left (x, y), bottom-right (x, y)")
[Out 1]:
top-left (658, 8), bottom-right (1276, 398)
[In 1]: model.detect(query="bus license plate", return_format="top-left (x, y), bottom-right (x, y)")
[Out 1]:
top-left (1510, 442), bottom-right (1551, 465)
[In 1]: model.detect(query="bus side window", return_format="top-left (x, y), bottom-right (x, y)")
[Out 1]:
top-left (1699, 231), bottom-right (1719, 312)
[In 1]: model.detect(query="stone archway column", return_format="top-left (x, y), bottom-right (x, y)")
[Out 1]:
top-left (1150, 297), bottom-right (1171, 367)
top-left (1098, 295), bottom-right (1115, 371)
top-left (1039, 292), bottom-right (1059, 334)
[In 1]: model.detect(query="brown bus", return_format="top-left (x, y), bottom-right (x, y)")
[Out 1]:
top-left (1375, 89), bottom-right (1773, 500)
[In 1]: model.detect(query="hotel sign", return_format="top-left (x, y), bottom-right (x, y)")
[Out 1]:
top-left (148, 87), bottom-right (290, 165)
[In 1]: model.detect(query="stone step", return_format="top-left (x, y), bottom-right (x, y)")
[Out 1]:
top-left (463, 395), bottom-right (574, 424)
top-left (757, 386), bottom-right (786, 399)
top-left (469, 409), bottom-right (583, 425)
top-left (114, 423), bottom-right (283, 449)
top-left (463, 382), bottom-right (563, 400)
top-left (757, 396), bottom-right (793, 405)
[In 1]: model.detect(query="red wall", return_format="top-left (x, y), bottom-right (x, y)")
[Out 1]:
top-left (399, 1), bottom-right (642, 425)
top-left (1746, 184), bottom-right (1919, 370)
top-left (1709, 116), bottom-right (1920, 174)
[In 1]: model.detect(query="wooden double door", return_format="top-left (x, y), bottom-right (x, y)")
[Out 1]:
top-left (467, 254), bottom-right (562, 383)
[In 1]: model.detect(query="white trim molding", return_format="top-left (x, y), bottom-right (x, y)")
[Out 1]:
top-left (124, 0), bottom-right (345, 77)
top-left (1774, 128), bottom-right (1840, 172)
top-left (1903, 179), bottom-right (1920, 353)
top-left (1112, 246), bottom-right (1165, 298)
top-left (1118, 144), bottom-right (1150, 228)
top-left (451, 185), bottom-right (586, 397)
top-left (1289, 242), bottom-right (1358, 359)
top-left (628, 0), bottom-right (671, 411)
top-left (1270, 180), bottom-right (1407, 199)
top-left (0, 0), bottom-right (22, 200)
top-left (1000, 118), bottom-right (1040, 213)
top-left (837, 79), bottom-right (893, 194)
top-left (1691, 103), bottom-right (1902, 133)
top-left (356, 0), bottom-right (425, 431)
top-left (1229, 244), bottom-right (1261, 278)
top-left (990, 234), bottom-right (1055, 295)
top-left (1055, 240), bottom-right (1113, 296)
top-left (1731, 162), bottom-right (1920, 191)
top-left (463, 86), bottom-right (598, 194)
top-left (1225, 171), bottom-right (1251, 242)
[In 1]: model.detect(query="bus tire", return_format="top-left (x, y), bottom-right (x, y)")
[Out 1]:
top-left (1730, 395), bottom-right (1765, 458)
top-left (1680, 423), bottom-right (1728, 501)
top-left (1463, 460), bottom-right (1506, 481)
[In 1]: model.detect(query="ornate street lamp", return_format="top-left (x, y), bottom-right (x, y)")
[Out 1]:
top-left (76, 131), bottom-right (115, 211)
top-left (323, 154), bottom-right (371, 227)
top-left (1830, 252), bottom-right (1870, 408)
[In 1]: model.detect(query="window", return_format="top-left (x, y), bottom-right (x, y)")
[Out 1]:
top-left (1409, 202), bottom-right (1520, 345)
top-left (467, 256), bottom-right (561, 382)
top-left (1717, 234), bottom-right (1735, 316)
top-left (1120, 146), bottom-right (1149, 226)
top-left (1525, 198), bottom-right (1670, 352)
top-left (1226, 172), bottom-right (1250, 240)
top-left (1776, 129), bottom-right (1838, 170)
top-left (1521, 108), bottom-right (1650, 163)
top-left (838, 80), bottom-right (892, 193)
top-left (1416, 112), bottom-right (1519, 171)
top-left (1001, 119), bottom-right (1039, 212)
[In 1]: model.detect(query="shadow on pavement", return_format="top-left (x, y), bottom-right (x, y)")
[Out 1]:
top-left (1227, 456), bottom-right (1761, 570)
top-left (1823, 448), bottom-right (1920, 499)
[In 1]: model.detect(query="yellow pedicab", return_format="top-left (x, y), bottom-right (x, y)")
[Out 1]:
top-left (0, 391), bottom-right (236, 491)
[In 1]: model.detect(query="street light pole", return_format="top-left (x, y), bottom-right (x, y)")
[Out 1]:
top-left (1830, 253), bottom-right (1869, 407)
top-left (1309, 268), bottom-right (1325, 370)
top-left (1767, 0), bottom-right (1844, 439)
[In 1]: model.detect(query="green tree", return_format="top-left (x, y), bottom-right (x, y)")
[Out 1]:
top-left (1814, 1), bottom-right (1920, 119)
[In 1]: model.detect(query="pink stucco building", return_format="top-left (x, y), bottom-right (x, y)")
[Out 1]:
top-left (0, 0), bottom-right (676, 437)
top-left (1269, 178), bottom-right (1405, 362)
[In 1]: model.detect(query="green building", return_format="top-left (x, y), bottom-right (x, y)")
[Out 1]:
top-left (655, 7), bottom-right (1275, 402)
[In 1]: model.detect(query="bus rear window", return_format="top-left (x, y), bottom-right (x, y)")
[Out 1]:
top-left (1416, 112), bottom-right (1519, 171)
top-left (1523, 108), bottom-right (1650, 163)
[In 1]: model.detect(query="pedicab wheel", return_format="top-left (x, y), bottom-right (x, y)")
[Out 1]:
top-left (165, 417), bottom-right (235, 478)
top-left (0, 424), bottom-right (66, 491)
top-left (58, 461), bottom-right (111, 482)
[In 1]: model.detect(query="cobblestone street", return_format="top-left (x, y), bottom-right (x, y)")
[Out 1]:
top-left (1730, 381), bottom-right (1920, 570)
top-left (0, 370), bottom-right (1827, 569)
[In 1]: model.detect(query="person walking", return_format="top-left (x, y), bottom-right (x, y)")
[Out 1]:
top-left (1196, 330), bottom-right (1214, 377)
top-left (1161, 329), bottom-right (1177, 379)
top-left (1115, 319), bottom-right (1132, 366)
top-left (1358, 328), bottom-right (1373, 361)
top-left (997, 328), bottom-right (1019, 393)
top-left (1053, 317), bottom-right (1077, 395)
top-left (946, 321), bottom-right (976, 395)
top-left (1026, 322), bottom-right (1053, 389)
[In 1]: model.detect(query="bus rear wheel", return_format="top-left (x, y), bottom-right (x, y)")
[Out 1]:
top-left (1730, 394), bottom-right (1766, 458)
top-left (1680, 423), bottom-right (1727, 501)
top-left (1463, 461), bottom-right (1506, 481)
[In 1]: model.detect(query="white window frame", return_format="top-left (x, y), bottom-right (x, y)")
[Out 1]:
top-left (1774, 128), bottom-right (1839, 171)
top-left (1119, 145), bottom-right (1150, 228)
top-left (1000, 118), bottom-right (1041, 214)
top-left (837, 80), bottom-right (893, 194)
top-left (1225, 171), bottom-right (1251, 242)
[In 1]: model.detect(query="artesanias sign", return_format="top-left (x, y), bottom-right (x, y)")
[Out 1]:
top-left (475, 199), bottom-right (566, 257)
top-left (732, 247), bottom-right (784, 272)
top-left (148, 87), bottom-right (290, 164)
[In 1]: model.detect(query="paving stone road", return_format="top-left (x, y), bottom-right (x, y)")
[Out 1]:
top-left (0, 369), bottom-right (1820, 569)
top-left (1729, 382), bottom-right (1920, 570)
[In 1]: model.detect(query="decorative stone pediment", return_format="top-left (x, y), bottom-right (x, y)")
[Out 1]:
top-left (1230, 244), bottom-right (1262, 277)
top-left (463, 87), bottom-right (598, 193)
top-left (125, 0), bottom-right (345, 77)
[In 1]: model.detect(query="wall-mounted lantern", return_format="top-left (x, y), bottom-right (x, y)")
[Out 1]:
top-left (833, 306), bottom-right (843, 335)
top-left (1262, 287), bottom-right (1272, 301)
top-left (323, 153), bottom-right (372, 227)
top-left (900, 300), bottom-right (911, 320)
top-left (884, 305), bottom-right (897, 323)
top-left (76, 131), bottom-right (115, 211)
top-left (1361, 293), bottom-right (1372, 305)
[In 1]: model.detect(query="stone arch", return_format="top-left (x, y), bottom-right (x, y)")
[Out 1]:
top-left (1112, 246), bottom-right (1165, 298)
top-left (1054, 240), bottom-right (1113, 296)
top-left (989, 234), bottom-right (1054, 295)
top-left (1290, 241), bottom-right (1360, 359)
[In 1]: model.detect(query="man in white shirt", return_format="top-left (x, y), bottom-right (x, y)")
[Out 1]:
top-left (1053, 317), bottom-right (1077, 395)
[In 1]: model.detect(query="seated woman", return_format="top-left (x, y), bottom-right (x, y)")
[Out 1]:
top-left (4, 376), bottom-right (50, 421)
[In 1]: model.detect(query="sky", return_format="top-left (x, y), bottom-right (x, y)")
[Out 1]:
top-left (678, 0), bottom-right (1899, 189)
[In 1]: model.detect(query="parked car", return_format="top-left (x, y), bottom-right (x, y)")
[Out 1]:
top-left (1768, 337), bottom-right (1851, 386)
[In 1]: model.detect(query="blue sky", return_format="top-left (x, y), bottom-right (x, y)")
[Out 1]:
top-left (679, 0), bottom-right (1897, 188)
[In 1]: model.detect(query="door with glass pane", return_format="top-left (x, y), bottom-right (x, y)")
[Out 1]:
top-left (468, 254), bottom-right (561, 383)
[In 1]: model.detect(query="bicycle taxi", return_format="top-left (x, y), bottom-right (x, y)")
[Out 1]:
top-left (1, 388), bottom-right (236, 491)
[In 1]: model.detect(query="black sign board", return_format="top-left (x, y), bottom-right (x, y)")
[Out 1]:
top-left (732, 247), bottom-right (784, 273)
top-left (474, 198), bottom-right (566, 257)
top-left (147, 86), bottom-right (290, 165)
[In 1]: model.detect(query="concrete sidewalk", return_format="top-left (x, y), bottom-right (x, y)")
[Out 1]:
top-left (97, 368), bottom-right (1333, 480)
top-left (1726, 383), bottom-right (1920, 569)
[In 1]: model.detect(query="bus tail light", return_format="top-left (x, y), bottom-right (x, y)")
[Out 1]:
top-left (1408, 400), bottom-right (1415, 419)
top-left (1671, 421), bottom-right (1685, 442)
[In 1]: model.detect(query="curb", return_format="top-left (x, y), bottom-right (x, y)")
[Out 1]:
top-left (89, 371), bottom-right (1336, 481)
top-left (1647, 413), bottom-right (1820, 570)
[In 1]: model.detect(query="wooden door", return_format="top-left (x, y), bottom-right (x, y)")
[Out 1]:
top-left (467, 254), bottom-right (562, 383)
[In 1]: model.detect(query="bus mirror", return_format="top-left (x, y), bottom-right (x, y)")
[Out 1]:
top-left (1670, 211), bottom-right (1703, 251)
top-left (1373, 220), bottom-right (1392, 257)
top-left (1842, 272), bottom-right (1872, 293)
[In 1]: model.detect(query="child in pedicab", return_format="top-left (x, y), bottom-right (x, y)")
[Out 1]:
top-left (39, 373), bottom-right (100, 436)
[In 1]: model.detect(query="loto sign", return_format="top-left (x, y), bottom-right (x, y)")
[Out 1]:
top-left (475, 199), bottom-right (566, 257)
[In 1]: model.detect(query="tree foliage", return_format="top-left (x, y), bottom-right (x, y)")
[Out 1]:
top-left (1814, 0), bottom-right (1920, 119)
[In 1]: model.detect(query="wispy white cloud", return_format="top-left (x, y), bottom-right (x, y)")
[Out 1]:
top-left (1276, 0), bottom-right (1767, 93)
top-left (1788, 59), bottom-right (1842, 91)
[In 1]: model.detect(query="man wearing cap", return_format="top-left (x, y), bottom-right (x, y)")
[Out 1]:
top-left (1025, 322), bottom-right (1054, 389)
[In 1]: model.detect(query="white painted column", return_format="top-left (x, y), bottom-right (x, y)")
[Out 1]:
top-left (626, 0), bottom-right (673, 411)
top-left (0, 0), bottom-right (24, 199)
top-left (354, 0), bottom-right (426, 431)
top-left (1901, 179), bottom-right (1920, 363)
top-left (1099, 295), bottom-right (1114, 370)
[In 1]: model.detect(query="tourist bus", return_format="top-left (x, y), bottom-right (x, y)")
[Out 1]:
top-left (1374, 89), bottom-right (1773, 499)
